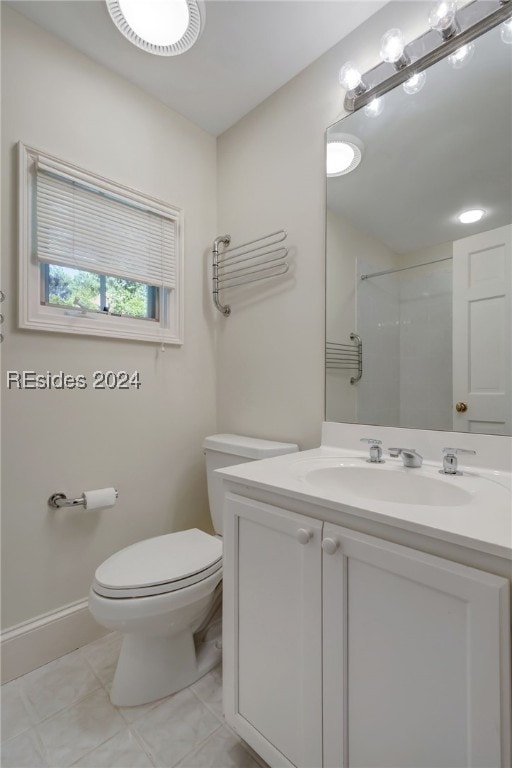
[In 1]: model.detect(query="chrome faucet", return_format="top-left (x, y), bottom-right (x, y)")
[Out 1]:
top-left (388, 447), bottom-right (423, 468)
top-left (360, 438), bottom-right (384, 463)
top-left (440, 447), bottom-right (476, 475)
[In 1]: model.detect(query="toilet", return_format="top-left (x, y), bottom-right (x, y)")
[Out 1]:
top-left (88, 434), bottom-right (298, 707)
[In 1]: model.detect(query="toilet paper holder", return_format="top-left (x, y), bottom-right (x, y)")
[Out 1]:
top-left (48, 489), bottom-right (118, 509)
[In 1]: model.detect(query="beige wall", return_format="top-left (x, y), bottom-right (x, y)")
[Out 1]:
top-left (1, 7), bottom-right (218, 628)
top-left (1, 1), bottom-right (434, 631)
top-left (216, 2), bottom-right (430, 449)
top-left (326, 210), bottom-right (398, 424)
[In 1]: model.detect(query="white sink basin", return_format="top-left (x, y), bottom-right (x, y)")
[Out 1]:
top-left (304, 464), bottom-right (473, 507)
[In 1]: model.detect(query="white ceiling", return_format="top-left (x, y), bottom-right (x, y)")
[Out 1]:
top-left (8, 0), bottom-right (386, 135)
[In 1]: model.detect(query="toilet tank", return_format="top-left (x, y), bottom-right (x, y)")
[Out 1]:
top-left (203, 434), bottom-right (299, 535)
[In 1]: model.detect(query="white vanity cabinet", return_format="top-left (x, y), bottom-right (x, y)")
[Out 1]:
top-left (222, 493), bottom-right (324, 768)
top-left (223, 492), bottom-right (511, 768)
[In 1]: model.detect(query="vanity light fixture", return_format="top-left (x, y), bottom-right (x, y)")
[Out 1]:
top-left (448, 43), bottom-right (475, 68)
top-left (402, 71), bottom-right (426, 94)
top-left (338, 62), bottom-right (367, 96)
top-left (364, 97), bottom-right (384, 117)
top-left (106, 0), bottom-right (204, 56)
top-left (326, 139), bottom-right (363, 176)
top-left (429, 1), bottom-right (459, 39)
top-left (458, 208), bottom-right (486, 224)
top-left (379, 28), bottom-right (410, 69)
top-left (501, 18), bottom-right (512, 43)
top-left (338, 1), bottom-right (511, 113)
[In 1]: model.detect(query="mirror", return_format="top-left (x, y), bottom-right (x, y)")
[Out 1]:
top-left (325, 22), bottom-right (512, 435)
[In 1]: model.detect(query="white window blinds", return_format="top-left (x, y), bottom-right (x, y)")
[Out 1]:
top-left (36, 162), bottom-right (177, 289)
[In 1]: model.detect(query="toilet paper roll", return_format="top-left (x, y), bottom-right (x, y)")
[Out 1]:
top-left (84, 487), bottom-right (117, 510)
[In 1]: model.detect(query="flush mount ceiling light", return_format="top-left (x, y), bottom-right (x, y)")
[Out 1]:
top-left (106, 0), bottom-right (204, 56)
top-left (326, 139), bottom-right (363, 177)
top-left (458, 208), bottom-right (486, 224)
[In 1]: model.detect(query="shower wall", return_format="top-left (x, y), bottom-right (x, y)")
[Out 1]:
top-left (356, 249), bottom-right (453, 431)
top-left (398, 260), bottom-right (453, 430)
top-left (356, 257), bottom-right (401, 427)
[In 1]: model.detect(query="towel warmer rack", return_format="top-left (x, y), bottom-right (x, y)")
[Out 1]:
top-left (212, 229), bottom-right (289, 316)
top-left (326, 333), bottom-right (362, 384)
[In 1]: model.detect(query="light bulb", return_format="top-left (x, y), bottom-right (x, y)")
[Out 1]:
top-left (338, 62), bottom-right (363, 92)
top-left (448, 43), bottom-right (475, 68)
top-left (501, 19), bottom-right (512, 44)
top-left (380, 28), bottom-right (405, 63)
top-left (429, 1), bottom-right (458, 38)
top-left (402, 71), bottom-right (426, 95)
top-left (458, 208), bottom-right (485, 224)
top-left (326, 141), bottom-right (362, 176)
top-left (364, 97), bottom-right (384, 117)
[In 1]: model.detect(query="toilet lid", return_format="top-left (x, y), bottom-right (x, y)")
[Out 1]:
top-left (93, 529), bottom-right (222, 598)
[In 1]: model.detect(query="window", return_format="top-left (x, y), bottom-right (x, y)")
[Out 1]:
top-left (19, 143), bottom-right (183, 344)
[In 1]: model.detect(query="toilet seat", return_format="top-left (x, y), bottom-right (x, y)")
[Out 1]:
top-left (93, 529), bottom-right (222, 599)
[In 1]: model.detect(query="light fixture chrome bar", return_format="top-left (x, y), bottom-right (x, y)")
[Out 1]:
top-left (361, 256), bottom-right (452, 281)
top-left (344, 1), bottom-right (512, 112)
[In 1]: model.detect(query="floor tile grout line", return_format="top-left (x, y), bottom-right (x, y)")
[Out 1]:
top-left (187, 687), bottom-right (225, 726)
top-left (126, 723), bottom-right (161, 768)
top-left (80, 651), bottom-right (116, 693)
top-left (173, 722), bottom-right (225, 768)
top-left (14, 653), bottom-right (105, 728)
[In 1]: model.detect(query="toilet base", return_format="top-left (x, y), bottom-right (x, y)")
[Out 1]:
top-left (110, 628), bottom-right (222, 707)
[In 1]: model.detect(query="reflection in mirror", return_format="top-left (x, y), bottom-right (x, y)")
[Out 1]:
top-left (326, 23), bottom-right (512, 435)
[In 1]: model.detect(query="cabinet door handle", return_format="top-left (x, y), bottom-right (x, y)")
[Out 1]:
top-left (322, 538), bottom-right (339, 555)
top-left (296, 528), bottom-right (312, 545)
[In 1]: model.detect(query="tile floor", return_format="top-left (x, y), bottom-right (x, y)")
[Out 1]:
top-left (1, 634), bottom-right (265, 768)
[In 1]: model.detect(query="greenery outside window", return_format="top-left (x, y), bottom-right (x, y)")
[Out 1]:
top-left (42, 265), bottom-right (159, 321)
top-left (19, 143), bottom-right (184, 344)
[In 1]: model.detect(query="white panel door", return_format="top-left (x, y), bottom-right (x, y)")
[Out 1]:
top-left (453, 225), bottom-right (511, 433)
top-left (322, 523), bottom-right (510, 768)
top-left (223, 493), bottom-right (323, 768)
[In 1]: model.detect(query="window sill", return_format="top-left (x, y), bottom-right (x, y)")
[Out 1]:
top-left (19, 305), bottom-right (182, 345)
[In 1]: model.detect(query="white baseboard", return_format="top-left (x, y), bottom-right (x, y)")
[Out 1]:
top-left (1, 598), bottom-right (108, 683)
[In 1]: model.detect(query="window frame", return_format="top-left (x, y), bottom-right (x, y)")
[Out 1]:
top-left (18, 142), bottom-right (184, 344)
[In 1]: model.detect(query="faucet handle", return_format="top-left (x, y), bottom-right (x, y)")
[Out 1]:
top-left (360, 438), bottom-right (384, 463)
top-left (440, 447), bottom-right (476, 475)
top-left (443, 447), bottom-right (476, 456)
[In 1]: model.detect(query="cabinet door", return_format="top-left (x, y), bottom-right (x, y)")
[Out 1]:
top-left (322, 524), bottom-right (510, 768)
top-left (223, 493), bottom-right (323, 768)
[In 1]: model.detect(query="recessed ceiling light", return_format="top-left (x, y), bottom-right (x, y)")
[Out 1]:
top-left (326, 139), bottom-right (363, 176)
top-left (106, 0), bottom-right (204, 56)
top-left (458, 208), bottom-right (486, 224)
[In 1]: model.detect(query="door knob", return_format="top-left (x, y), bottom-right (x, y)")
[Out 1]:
top-left (455, 402), bottom-right (468, 413)
top-left (296, 528), bottom-right (312, 545)
top-left (322, 538), bottom-right (339, 555)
